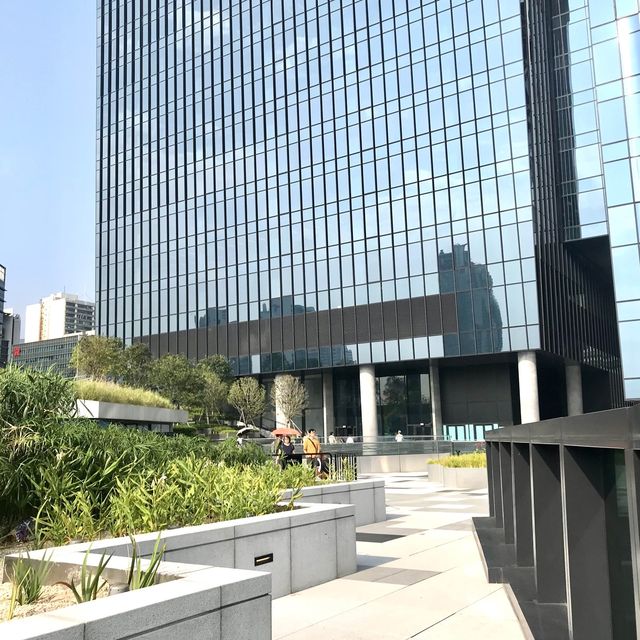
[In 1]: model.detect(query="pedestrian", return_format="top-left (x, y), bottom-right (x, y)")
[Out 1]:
top-left (395, 430), bottom-right (404, 442)
top-left (281, 435), bottom-right (295, 468)
top-left (345, 434), bottom-right (354, 444)
top-left (328, 432), bottom-right (338, 444)
top-left (303, 428), bottom-right (321, 474)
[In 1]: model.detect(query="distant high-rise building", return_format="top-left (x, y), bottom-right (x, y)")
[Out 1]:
top-left (97, 1), bottom-right (640, 438)
top-left (0, 264), bottom-right (7, 367)
top-left (24, 293), bottom-right (95, 343)
top-left (2, 308), bottom-right (22, 364)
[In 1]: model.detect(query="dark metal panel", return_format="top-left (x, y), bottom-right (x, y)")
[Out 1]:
top-left (369, 303), bottom-right (384, 341)
top-left (294, 314), bottom-right (306, 349)
top-left (355, 305), bottom-right (370, 342)
top-left (382, 301), bottom-right (397, 340)
top-left (271, 317), bottom-right (282, 351)
top-left (148, 334), bottom-right (160, 358)
top-left (426, 295), bottom-right (442, 335)
top-left (227, 323), bottom-right (238, 357)
top-left (208, 327), bottom-right (218, 354)
top-left (217, 325), bottom-right (228, 356)
top-left (249, 320), bottom-right (260, 354)
top-left (500, 442), bottom-right (515, 545)
top-left (330, 309), bottom-right (343, 347)
top-left (259, 319), bottom-right (270, 352)
top-left (513, 443), bottom-right (534, 566)
top-left (197, 328), bottom-right (208, 359)
top-left (397, 299), bottom-right (412, 339)
top-left (490, 442), bottom-right (502, 526)
top-left (626, 450), bottom-right (640, 636)
top-left (410, 297), bottom-right (427, 337)
top-left (531, 444), bottom-right (567, 605)
top-left (238, 321), bottom-right (249, 355)
top-left (342, 307), bottom-right (356, 344)
top-left (441, 293), bottom-right (458, 333)
top-left (282, 316), bottom-right (294, 351)
top-left (317, 310), bottom-right (331, 346)
top-left (562, 446), bottom-right (613, 640)
top-left (486, 443), bottom-right (495, 518)
top-left (305, 313), bottom-right (318, 347)
top-left (185, 329), bottom-right (195, 359)
top-left (168, 331), bottom-right (178, 355)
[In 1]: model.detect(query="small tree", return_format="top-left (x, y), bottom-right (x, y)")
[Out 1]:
top-left (198, 355), bottom-right (233, 383)
top-left (121, 343), bottom-right (153, 388)
top-left (197, 369), bottom-right (229, 425)
top-left (228, 377), bottom-right (267, 428)
top-left (149, 354), bottom-right (201, 409)
top-left (70, 335), bottom-right (123, 380)
top-left (271, 375), bottom-right (307, 429)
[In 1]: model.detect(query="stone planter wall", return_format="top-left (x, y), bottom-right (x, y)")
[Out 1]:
top-left (1, 553), bottom-right (270, 640)
top-left (282, 478), bottom-right (386, 526)
top-left (76, 399), bottom-right (189, 428)
top-left (8, 502), bottom-right (357, 600)
top-left (428, 464), bottom-right (487, 489)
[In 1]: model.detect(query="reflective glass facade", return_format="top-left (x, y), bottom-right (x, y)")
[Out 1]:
top-left (96, 0), bottom-right (540, 377)
top-left (96, 0), bottom-right (639, 405)
top-left (537, 0), bottom-right (640, 399)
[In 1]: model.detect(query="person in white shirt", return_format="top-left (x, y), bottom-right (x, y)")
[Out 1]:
top-left (328, 432), bottom-right (338, 444)
top-left (395, 430), bottom-right (404, 442)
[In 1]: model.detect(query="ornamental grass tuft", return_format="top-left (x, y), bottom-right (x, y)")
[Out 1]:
top-left (75, 379), bottom-right (173, 409)
top-left (428, 451), bottom-right (487, 468)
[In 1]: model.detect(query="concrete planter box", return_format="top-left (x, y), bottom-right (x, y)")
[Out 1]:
top-left (2, 552), bottom-right (270, 640)
top-left (76, 399), bottom-right (188, 429)
top-left (357, 454), bottom-right (431, 474)
top-left (428, 464), bottom-right (487, 489)
top-left (10, 502), bottom-right (356, 601)
top-left (282, 478), bottom-right (386, 526)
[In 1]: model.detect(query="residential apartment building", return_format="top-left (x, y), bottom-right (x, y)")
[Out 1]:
top-left (24, 292), bottom-right (95, 343)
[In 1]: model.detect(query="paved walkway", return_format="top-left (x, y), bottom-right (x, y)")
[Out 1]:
top-left (272, 473), bottom-right (526, 640)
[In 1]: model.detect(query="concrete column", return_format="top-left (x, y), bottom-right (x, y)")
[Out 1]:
top-left (322, 371), bottom-right (334, 438)
top-left (274, 374), bottom-right (286, 428)
top-left (429, 360), bottom-right (442, 437)
top-left (566, 362), bottom-right (583, 416)
top-left (359, 364), bottom-right (378, 441)
top-left (518, 351), bottom-right (540, 424)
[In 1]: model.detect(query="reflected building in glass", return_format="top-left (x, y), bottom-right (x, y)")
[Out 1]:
top-left (96, 0), bottom-right (639, 438)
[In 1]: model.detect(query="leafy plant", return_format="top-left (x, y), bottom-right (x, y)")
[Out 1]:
top-left (70, 335), bottom-right (124, 381)
top-left (0, 365), bottom-right (76, 427)
top-left (127, 534), bottom-right (165, 590)
top-left (7, 552), bottom-right (53, 605)
top-left (59, 548), bottom-right (112, 603)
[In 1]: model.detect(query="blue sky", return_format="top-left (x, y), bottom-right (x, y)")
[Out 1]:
top-left (0, 2), bottom-right (96, 326)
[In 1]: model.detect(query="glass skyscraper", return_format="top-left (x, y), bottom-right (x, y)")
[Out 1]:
top-left (97, 0), bottom-right (640, 437)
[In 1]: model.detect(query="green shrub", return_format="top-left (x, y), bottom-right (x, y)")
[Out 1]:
top-left (0, 369), bottom-right (318, 546)
top-left (172, 424), bottom-right (199, 436)
top-left (75, 379), bottom-right (173, 409)
top-left (428, 452), bottom-right (487, 468)
top-left (0, 366), bottom-right (75, 426)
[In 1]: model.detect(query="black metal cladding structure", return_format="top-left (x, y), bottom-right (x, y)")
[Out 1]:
top-left (477, 408), bottom-right (640, 639)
